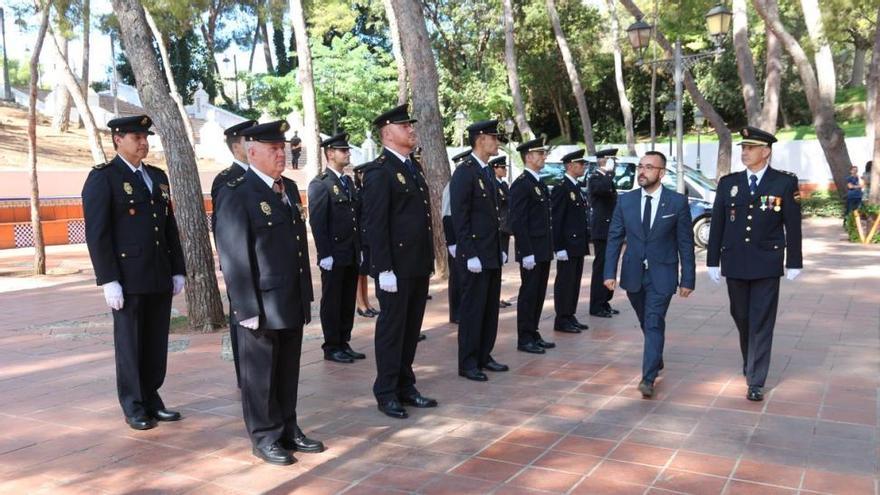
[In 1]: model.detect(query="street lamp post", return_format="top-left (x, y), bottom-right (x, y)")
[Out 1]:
top-left (627, 3), bottom-right (732, 193)
top-left (453, 111), bottom-right (467, 147)
top-left (694, 108), bottom-right (705, 171)
top-left (0, 7), bottom-right (10, 101)
top-left (663, 102), bottom-right (675, 158)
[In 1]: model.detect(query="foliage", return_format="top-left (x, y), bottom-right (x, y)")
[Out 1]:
top-left (844, 203), bottom-right (880, 243)
top-left (801, 190), bottom-right (844, 217)
top-left (836, 86), bottom-right (867, 104)
top-left (4, 58), bottom-right (33, 87)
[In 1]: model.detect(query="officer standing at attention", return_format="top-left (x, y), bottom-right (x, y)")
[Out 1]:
top-left (450, 120), bottom-right (509, 382)
top-left (510, 137), bottom-right (556, 354)
top-left (444, 149), bottom-right (472, 324)
top-left (82, 115), bottom-right (186, 431)
top-left (361, 104), bottom-right (438, 419)
top-left (308, 132), bottom-right (366, 364)
top-left (489, 155), bottom-right (513, 308)
top-left (552, 149), bottom-right (591, 333)
top-left (707, 127), bottom-right (803, 402)
top-left (210, 119), bottom-right (257, 387)
top-left (589, 148), bottom-right (620, 318)
top-left (214, 121), bottom-right (324, 466)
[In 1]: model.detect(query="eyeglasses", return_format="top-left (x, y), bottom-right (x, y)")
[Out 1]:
top-left (636, 164), bottom-right (665, 172)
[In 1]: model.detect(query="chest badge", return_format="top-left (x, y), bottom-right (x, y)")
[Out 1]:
top-left (123, 182), bottom-right (133, 195)
top-left (773, 196), bottom-right (781, 212)
top-left (333, 184), bottom-right (340, 195)
top-left (534, 186), bottom-right (542, 196)
top-left (396, 172), bottom-right (407, 185)
top-left (478, 178), bottom-right (485, 190)
top-left (159, 183), bottom-right (169, 201)
top-left (260, 201), bottom-right (272, 216)
top-left (730, 185), bottom-right (738, 197)
top-left (570, 191), bottom-right (576, 202)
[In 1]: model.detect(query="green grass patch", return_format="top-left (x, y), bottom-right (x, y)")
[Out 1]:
top-left (170, 315), bottom-right (190, 333)
top-left (836, 87), bottom-right (867, 104)
top-left (801, 190), bottom-right (844, 218)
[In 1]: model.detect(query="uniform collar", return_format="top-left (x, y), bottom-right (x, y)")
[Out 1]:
top-left (118, 154), bottom-right (144, 172)
top-left (470, 153), bottom-right (488, 169)
top-left (525, 168), bottom-right (541, 182)
top-left (565, 173), bottom-right (579, 186)
top-left (233, 159), bottom-right (249, 171)
top-left (384, 146), bottom-right (410, 165)
top-left (326, 166), bottom-right (344, 180)
top-left (250, 165), bottom-right (279, 190)
top-left (746, 163), bottom-right (769, 184)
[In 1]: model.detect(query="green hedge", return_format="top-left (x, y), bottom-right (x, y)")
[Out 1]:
top-left (801, 190), bottom-right (844, 218)
top-left (844, 203), bottom-right (880, 244)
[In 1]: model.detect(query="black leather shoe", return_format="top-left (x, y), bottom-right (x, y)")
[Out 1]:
top-left (418, 333), bottom-right (427, 341)
top-left (253, 442), bottom-right (295, 465)
top-left (517, 342), bottom-right (546, 354)
top-left (606, 306), bottom-right (620, 315)
top-left (554, 323), bottom-right (581, 333)
top-left (343, 346), bottom-right (366, 360)
top-left (426, 294), bottom-right (433, 300)
top-left (152, 409), bottom-right (181, 422)
top-left (590, 310), bottom-right (613, 318)
top-left (747, 386), bottom-right (764, 402)
top-left (458, 369), bottom-right (489, 381)
top-left (499, 299), bottom-right (512, 308)
top-left (400, 394), bottom-right (438, 408)
top-left (356, 308), bottom-right (374, 318)
top-left (537, 337), bottom-right (556, 349)
top-left (280, 427), bottom-right (325, 453)
top-left (659, 359), bottom-right (665, 371)
top-left (324, 350), bottom-right (354, 363)
top-left (378, 400), bottom-right (409, 419)
top-left (125, 415), bottom-right (156, 430)
top-left (572, 319), bottom-right (589, 330)
top-left (638, 380), bottom-right (655, 398)
top-left (481, 359), bottom-right (509, 372)
top-left (368, 308), bottom-right (380, 316)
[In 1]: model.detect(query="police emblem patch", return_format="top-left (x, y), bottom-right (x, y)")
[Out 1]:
top-left (333, 185), bottom-right (340, 195)
top-left (478, 178), bottom-right (485, 190)
top-left (730, 185), bottom-right (738, 197)
top-left (534, 186), bottom-right (541, 196)
top-left (397, 172), bottom-right (407, 185)
top-left (260, 201), bottom-right (272, 216)
top-left (570, 191), bottom-right (576, 201)
top-left (123, 182), bottom-right (133, 195)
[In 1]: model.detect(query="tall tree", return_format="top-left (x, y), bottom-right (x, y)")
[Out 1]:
top-left (28, 0), bottom-right (53, 276)
top-left (606, 0), bottom-right (635, 154)
top-left (200, 0), bottom-right (232, 104)
top-left (732, 0), bottom-right (760, 125)
top-left (289, 0), bottom-right (320, 178)
top-left (112, 0), bottom-right (225, 331)
top-left (800, 0), bottom-right (836, 105)
top-left (388, 0), bottom-right (451, 277)
top-left (759, 0), bottom-right (781, 132)
top-left (502, 0), bottom-right (532, 139)
top-left (545, 0), bottom-right (594, 152)
top-left (382, 0), bottom-right (408, 105)
top-left (79, 0), bottom-right (90, 128)
top-left (753, 0), bottom-right (853, 195)
top-left (868, 5), bottom-right (880, 203)
top-left (51, 33), bottom-right (72, 132)
top-left (259, 18), bottom-right (274, 73)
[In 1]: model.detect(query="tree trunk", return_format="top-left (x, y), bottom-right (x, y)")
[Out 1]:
top-left (759, 0), bottom-right (781, 133)
top-left (47, 25), bottom-right (106, 165)
top-left (607, 0), bottom-right (635, 155)
top-left (850, 46), bottom-right (867, 88)
top-left (247, 24), bottom-right (259, 108)
top-left (199, 23), bottom-right (231, 105)
top-left (801, 0), bottom-right (836, 105)
top-left (79, 0), bottom-right (90, 129)
top-left (382, 0), bottom-right (408, 105)
top-left (28, 1), bottom-right (52, 276)
top-left (52, 35), bottom-right (71, 133)
top-left (545, 0), bottom-right (594, 152)
top-left (732, 0), bottom-right (760, 126)
top-left (259, 19), bottom-right (274, 73)
top-left (389, 0), bottom-right (451, 278)
top-left (144, 8), bottom-right (196, 149)
top-left (754, 0), bottom-right (852, 195)
top-left (288, 0), bottom-right (320, 180)
top-left (502, 0), bottom-right (532, 139)
top-left (112, 0), bottom-right (225, 331)
top-left (868, 5), bottom-right (880, 204)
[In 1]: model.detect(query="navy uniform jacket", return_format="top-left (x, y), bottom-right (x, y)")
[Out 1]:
top-left (551, 177), bottom-right (590, 258)
top-left (307, 170), bottom-right (360, 266)
top-left (215, 169), bottom-right (313, 330)
top-left (450, 156), bottom-right (502, 269)
top-left (510, 171), bottom-right (554, 262)
top-left (210, 162), bottom-right (247, 231)
top-left (707, 167), bottom-right (803, 279)
top-left (588, 170), bottom-right (617, 240)
top-left (360, 149), bottom-right (435, 278)
top-left (497, 179), bottom-right (512, 253)
top-left (82, 155), bottom-right (186, 294)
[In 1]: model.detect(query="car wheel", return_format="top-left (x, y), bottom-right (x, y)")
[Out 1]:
top-left (693, 216), bottom-right (711, 248)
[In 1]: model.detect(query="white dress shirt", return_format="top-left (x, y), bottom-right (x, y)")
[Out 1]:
top-left (251, 166), bottom-right (289, 205)
top-left (747, 163), bottom-right (769, 191)
top-left (120, 155), bottom-right (153, 193)
top-left (233, 159), bottom-right (249, 171)
top-left (385, 146), bottom-right (410, 165)
top-left (525, 168), bottom-right (541, 181)
top-left (640, 185), bottom-right (663, 229)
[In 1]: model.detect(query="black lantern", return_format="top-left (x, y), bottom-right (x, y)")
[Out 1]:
top-left (626, 18), bottom-right (653, 61)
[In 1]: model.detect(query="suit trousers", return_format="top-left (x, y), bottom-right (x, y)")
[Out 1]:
top-left (626, 272), bottom-right (673, 383)
top-left (554, 256), bottom-right (584, 325)
top-left (726, 277), bottom-right (780, 387)
top-left (448, 252), bottom-right (462, 323)
top-left (320, 263), bottom-right (358, 351)
top-left (227, 294), bottom-right (241, 388)
top-left (238, 327), bottom-right (302, 449)
top-left (112, 292), bottom-right (172, 417)
top-left (517, 261), bottom-right (551, 346)
top-left (373, 276), bottom-right (429, 403)
top-left (457, 267), bottom-right (501, 371)
top-left (590, 240), bottom-right (614, 313)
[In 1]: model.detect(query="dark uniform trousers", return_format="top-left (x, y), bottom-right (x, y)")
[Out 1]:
top-left (727, 277), bottom-right (780, 386)
top-left (590, 240), bottom-right (613, 313)
top-left (373, 276), bottom-right (429, 402)
top-left (320, 263), bottom-right (358, 351)
top-left (626, 272), bottom-right (673, 383)
top-left (443, 215), bottom-right (461, 323)
top-left (517, 261), bottom-right (551, 346)
top-left (554, 256), bottom-right (584, 325)
top-left (458, 269), bottom-right (501, 370)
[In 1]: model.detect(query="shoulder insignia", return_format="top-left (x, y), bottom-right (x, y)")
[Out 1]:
top-left (376, 154), bottom-right (387, 163)
top-left (778, 169), bottom-right (798, 178)
top-left (227, 175), bottom-right (246, 188)
top-left (93, 162), bottom-right (110, 170)
top-left (144, 163), bottom-right (161, 172)
top-left (219, 166), bottom-right (234, 176)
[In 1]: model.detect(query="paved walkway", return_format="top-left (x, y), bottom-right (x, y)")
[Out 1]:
top-left (0, 218), bottom-right (877, 495)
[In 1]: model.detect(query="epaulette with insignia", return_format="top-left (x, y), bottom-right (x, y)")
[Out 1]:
top-left (219, 166), bottom-right (234, 176)
top-left (93, 162), bottom-right (110, 170)
top-left (778, 169), bottom-right (798, 178)
top-left (227, 175), bottom-right (246, 188)
top-left (144, 163), bottom-right (161, 171)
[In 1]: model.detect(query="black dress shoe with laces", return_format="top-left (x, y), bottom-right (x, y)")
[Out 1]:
top-left (253, 442), bottom-right (295, 465)
top-left (125, 415), bottom-right (156, 430)
top-left (324, 350), bottom-right (354, 363)
top-left (280, 427), bottom-right (325, 453)
top-left (481, 359), bottom-right (509, 372)
top-left (517, 342), bottom-right (546, 354)
top-left (590, 310), bottom-right (613, 318)
top-left (152, 409), bottom-right (181, 422)
top-left (400, 394), bottom-right (438, 408)
top-left (378, 399), bottom-right (409, 419)
top-left (608, 307), bottom-right (620, 315)
top-left (499, 299), bottom-right (512, 308)
top-left (572, 319), bottom-right (589, 330)
top-left (458, 369), bottom-right (489, 381)
top-left (343, 346), bottom-right (366, 360)
top-left (553, 322), bottom-right (581, 333)
top-left (418, 333), bottom-right (427, 341)
top-left (747, 386), bottom-right (764, 402)
top-left (536, 337), bottom-right (556, 349)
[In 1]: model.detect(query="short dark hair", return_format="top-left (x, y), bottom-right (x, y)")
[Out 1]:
top-left (644, 150), bottom-right (667, 167)
top-left (225, 135), bottom-right (242, 152)
top-left (111, 131), bottom-right (126, 151)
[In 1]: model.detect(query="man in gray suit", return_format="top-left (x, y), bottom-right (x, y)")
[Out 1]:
top-left (604, 151), bottom-right (695, 398)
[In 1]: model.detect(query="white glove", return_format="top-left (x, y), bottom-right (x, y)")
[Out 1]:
top-left (379, 270), bottom-right (398, 293)
top-left (786, 268), bottom-right (801, 281)
top-left (102, 281), bottom-right (124, 310)
top-left (708, 266), bottom-right (721, 284)
top-left (556, 250), bottom-right (569, 261)
top-left (360, 252), bottom-right (364, 265)
top-left (501, 252), bottom-right (508, 264)
top-left (172, 274), bottom-right (185, 296)
top-left (319, 256), bottom-right (334, 271)
top-left (448, 244), bottom-right (457, 257)
top-left (467, 256), bottom-right (482, 273)
top-left (239, 316), bottom-right (259, 329)
top-left (522, 255), bottom-right (536, 270)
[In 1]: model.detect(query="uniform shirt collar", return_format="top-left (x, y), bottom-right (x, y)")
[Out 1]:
top-left (525, 168), bottom-right (541, 182)
top-left (747, 163), bottom-right (769, 185)
top-left (565, 173), bottom-right (579, 186)
top-left (233, 159), bottom-right (249, 171)
top-left (470, 153), bottom-right (488, 169)
top-left (250, 165), bottom-right (279, 190)
top-left (385, 146), bottom-right (410, 165)
top-left (327, 167), bottom-right (344, 180)
top-left (119, 154), bottom-right (144, 172)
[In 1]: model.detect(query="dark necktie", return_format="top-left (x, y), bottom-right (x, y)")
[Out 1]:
top-left (339, 175), bottom-right (351, 199)
top-left (404, 158), bottom-right (419, 181)
top-left (134, 168), bottom-right (151, 194)
top-left (749, 174), bottom-right (758, 195)
top-left (482, 166), bottom-right (496, 195)
top-left (643, 195), bottom-right (653, 237)
top-left (273, 178), bottom-right (286, 203)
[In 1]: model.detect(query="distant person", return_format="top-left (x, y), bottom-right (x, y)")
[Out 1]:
top-left (863, 161), bottom-right (872, 198)
top-left (844, 165), bottom-right (864, 225)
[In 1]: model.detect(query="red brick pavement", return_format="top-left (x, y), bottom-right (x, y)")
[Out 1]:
top-left (0, 217), bottom-right (877, 494)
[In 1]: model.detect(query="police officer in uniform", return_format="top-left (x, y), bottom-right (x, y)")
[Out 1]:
top-left (489, 155), bottom-right (513, 308)
top-left (214, 121), bottom-right (323, 465)
top-left (361, 104), bottom-right (438, 419)
top-left (82, 115), bottom-right (186, 430)
top-left (552, 149), bottom-right (591, 333)
top-left (444, 149), bottom-right (472, 324)
top-left (589, 148), bottom-right (620, 318)
top-left (210, 119), bottom-right (257, 387)
top-left (450, 121), bottom-right (509, 382)
top-left (510, 137), bottom-right (556, 354)
top-left (707, 127), bottom-right (803, 402)
top-left (308, 132), bottom-right (366, 364)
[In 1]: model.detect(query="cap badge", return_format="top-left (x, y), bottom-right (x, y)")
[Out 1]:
top-left (123, 182), bottom-right (133, 195)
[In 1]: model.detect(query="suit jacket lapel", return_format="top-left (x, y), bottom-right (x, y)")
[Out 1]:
top-left (648, 188), bottom-right (671, 239)
top-left (626, 191), bottom-right (645, 240)
top-left (754, 167), bottom-right (774, 200)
